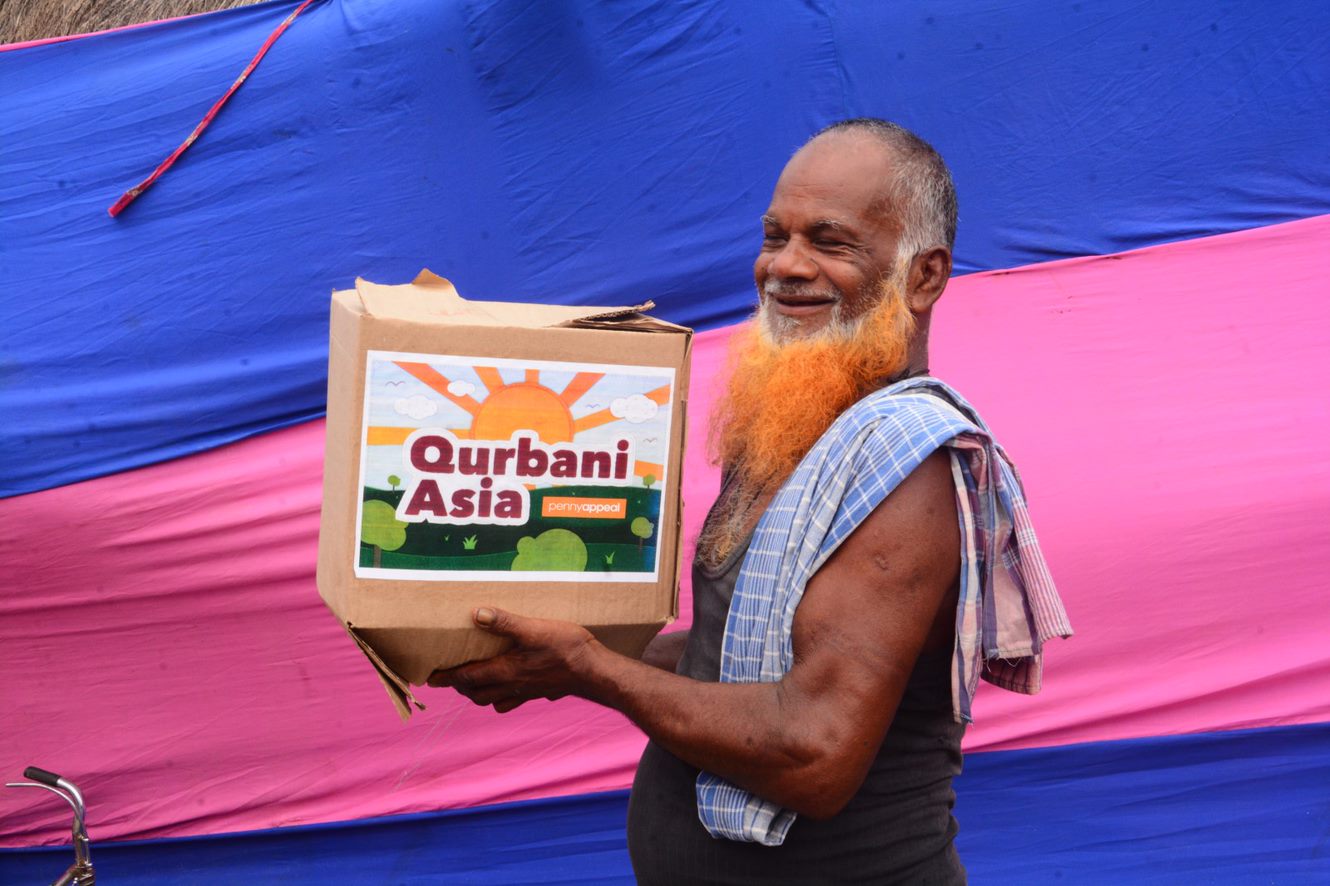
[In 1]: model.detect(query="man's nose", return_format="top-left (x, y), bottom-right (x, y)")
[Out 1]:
top-left (765, 238), bottom-right (819, 281)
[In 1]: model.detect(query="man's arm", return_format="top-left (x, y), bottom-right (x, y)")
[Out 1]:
top-left (431, 451), bottom-right (959, 819)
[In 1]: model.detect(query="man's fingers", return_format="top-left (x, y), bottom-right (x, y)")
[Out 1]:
top-left (473, 606), bottom-right (528, 638)
top-left (452, 659), bottom-right (516, 689)
top-left (459, 683), bottom-right (529, 707)
top-left (473, 606), bottom-right (510, 635)
top-left (428, 665), bottom-right (482, 688)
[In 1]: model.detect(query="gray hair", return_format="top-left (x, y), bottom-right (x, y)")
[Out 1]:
top-left (811, 118), bottom-right (958, 259)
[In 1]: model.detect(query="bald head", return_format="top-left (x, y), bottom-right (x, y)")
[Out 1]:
top-left (807, 118), bottom-right (958, 259)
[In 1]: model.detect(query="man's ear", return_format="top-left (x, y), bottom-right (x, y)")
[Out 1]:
top-left (907, 247), bottom-right (952, 313)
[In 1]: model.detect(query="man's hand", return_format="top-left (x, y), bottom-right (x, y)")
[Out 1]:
top-left (428, 608), bottom-right (600, 713)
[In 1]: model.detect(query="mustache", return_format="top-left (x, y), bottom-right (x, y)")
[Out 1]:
top-left (761, 279), bottom-right (842, 302)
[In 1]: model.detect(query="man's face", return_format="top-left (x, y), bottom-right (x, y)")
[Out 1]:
top-left (755, 133), bottom-right (906, 340)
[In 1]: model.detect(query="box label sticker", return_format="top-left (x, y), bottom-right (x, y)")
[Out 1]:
top-left (355, 350), bottom-right (675, 582)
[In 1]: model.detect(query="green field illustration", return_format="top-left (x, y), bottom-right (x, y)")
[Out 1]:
top-left (358, 484), bottom-right (661, 574)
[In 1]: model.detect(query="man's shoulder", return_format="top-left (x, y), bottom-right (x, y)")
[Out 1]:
top-left (828, 377), bottom-right (983, 454)
top-left (775, 379), bottom-right (985, 516)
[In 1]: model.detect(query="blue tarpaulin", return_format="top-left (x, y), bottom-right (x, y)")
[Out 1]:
top-left (3, 0), bottom-right (1328, 496)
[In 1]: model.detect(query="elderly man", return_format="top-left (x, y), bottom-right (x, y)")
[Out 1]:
top-left (432, 118), bottom-right (1071, 883)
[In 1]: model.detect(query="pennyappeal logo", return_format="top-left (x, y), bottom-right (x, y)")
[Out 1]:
top-left (396, 430), bottom-right (636, 525)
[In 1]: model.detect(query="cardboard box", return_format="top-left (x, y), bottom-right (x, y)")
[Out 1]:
top-left (318, 271), bottom-right (692, 718)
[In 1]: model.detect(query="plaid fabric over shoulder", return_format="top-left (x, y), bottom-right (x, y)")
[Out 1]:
top-left (695, 377), bottom-right (1073, 845)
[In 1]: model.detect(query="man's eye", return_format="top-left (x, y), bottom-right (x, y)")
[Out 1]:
top-left (816, 239), bottom-right (847, 249)
top-left (762, 234), bottom-right (786, 245)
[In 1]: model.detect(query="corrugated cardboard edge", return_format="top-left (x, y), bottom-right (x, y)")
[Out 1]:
top-left (344, 623), bottom-right (425, 721)
top-left (562, 304), bottom-right (700, 337)
top-left (560, 301), bottom-right (654, 325)
top-left (670, 331), bottom-right (694, 621)
top-left (355, 270), bottom-right (659, 330)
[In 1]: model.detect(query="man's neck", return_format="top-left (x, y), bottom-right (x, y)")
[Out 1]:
top-left (903, 321), bottom-right (932, 378)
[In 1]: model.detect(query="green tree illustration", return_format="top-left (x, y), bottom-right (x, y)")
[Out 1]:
top-left (631, 516), bottom-right (655, 550)
top-left (642, 473), bottom-right (656, 489)
top-left (361, 500), bottom-right (407, 567)
top-left (387, 474), bottom-right (401, 491)
top-left (511, 529), bottom-right (588, 572)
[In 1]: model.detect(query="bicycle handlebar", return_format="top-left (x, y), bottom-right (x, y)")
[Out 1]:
top-left (7, 767), bottom-right (95, 884)
top-left (24, 766), bottom-right (63, 787)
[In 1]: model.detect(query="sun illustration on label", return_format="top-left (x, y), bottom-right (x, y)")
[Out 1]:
top-left (367, 362), bottom-right (669, 482)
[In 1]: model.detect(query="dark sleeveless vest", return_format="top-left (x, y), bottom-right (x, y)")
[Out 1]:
top-left (626, 532), bottom-right (967, 884)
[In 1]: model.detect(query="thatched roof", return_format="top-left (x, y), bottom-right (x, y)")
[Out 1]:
top-left (2, 0), bottom-right (261, 45)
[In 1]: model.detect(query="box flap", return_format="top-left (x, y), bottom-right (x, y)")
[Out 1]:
top-left (355, 270), bottom-right (653, 329)
top-left (566, 310), bottom-right (690, 335)
top-left (345, 623), bottom-right (425, 721)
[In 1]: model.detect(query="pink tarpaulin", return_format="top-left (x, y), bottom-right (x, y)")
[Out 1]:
top-left (3, 215), bottom-right (1328, 845)
top-left (935, 214), bottom-right (1330, 748)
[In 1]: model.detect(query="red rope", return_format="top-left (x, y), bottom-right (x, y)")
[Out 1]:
top-left (107, 0), bottom-right (320, 218)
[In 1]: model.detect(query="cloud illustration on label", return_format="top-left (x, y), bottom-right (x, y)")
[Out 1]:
top-left (394, 394), bottom-right (439, 420)
top-left (610, 393), bottom-right (658, 424)
top-left (447, 380), bottom-right (476, 397)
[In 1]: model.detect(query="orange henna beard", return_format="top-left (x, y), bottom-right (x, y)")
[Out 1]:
top-left (697, 278), bottom-right (916, 567)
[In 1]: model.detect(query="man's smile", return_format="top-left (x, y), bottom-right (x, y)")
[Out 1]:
top-left (773, 299), bottom-right (835, 317)
top-left (763, 282), bottom-right (840, 316)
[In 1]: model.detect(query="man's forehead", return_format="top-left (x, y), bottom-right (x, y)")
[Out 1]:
top-left (793, 130), bottom-right (897, 173)
top-left (768, 132), bottom-right (898, 220)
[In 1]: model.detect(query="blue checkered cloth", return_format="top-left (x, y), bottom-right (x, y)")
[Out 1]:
top-left (695, 377), bottom-right (1073, 845)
